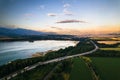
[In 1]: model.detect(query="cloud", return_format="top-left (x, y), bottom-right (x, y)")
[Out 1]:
top-left (47, 13), bottom-right (57, 17)
top-left (63, 3), bottom-right (73, 15)
top-left (46, 3), bottom-right (73, 17)
top-left (56, 19), bottom-right (87, 23)
top-left (63, 3), bottom-right (70, 8)
top-left (63, 8), bottom-right (73, 15)
top-left (50, 26), bottom-right (63, 30)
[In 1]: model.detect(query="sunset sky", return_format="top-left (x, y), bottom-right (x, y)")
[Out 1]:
top-left (0, 0), bottom-right (120, 35)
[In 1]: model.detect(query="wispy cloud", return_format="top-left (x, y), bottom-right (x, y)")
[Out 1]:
top-left (63, 3), bottom-right (73, 15)
top-left (47, 13), bottom-right (57, 17)
top-left (50, 26), bottom-right (63, 30)
top-left (56, 19), bottom-right (87, 23)
top-left (63, 3), bottom-right (70, 8)
top-left (63, 8), bottom-right (73, 15)
top-left (46, 3), bottom-right (73, 17)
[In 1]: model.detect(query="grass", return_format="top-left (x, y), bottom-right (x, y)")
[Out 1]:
top-left (91, 57), bottom-right (120, 80)
top-left (10, 63), bottom-right (57, 80)
top-left (100, 48), bottom-right (120, 51)
top-left (69, 57), bottom-right (93, 80)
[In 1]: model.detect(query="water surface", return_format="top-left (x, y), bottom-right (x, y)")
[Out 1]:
top-left (97, 41), bottom-right (120, 44)
top-left (0, 40), bottom-right (77, 66)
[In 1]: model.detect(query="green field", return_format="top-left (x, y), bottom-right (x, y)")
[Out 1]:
top-left (69, 57), bottom-right (93, 80)
top-left (100, 48), bottom-right (120, 51)
top-left (91, 57), bottom-right (120, 80)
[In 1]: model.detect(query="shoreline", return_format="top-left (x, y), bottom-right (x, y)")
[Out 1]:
top-left (31, 41), bottom-right (79, 58)
top-left (32, 50), bottom-right (54, 57)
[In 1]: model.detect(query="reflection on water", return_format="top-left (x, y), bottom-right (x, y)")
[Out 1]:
top-left (0, 40), bottom-right (77, 66)
top-left (97, 41), bottom-right (120, 44)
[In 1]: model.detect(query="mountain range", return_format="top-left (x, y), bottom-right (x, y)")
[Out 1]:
top-left (0, 27), bottom-right (47, 38)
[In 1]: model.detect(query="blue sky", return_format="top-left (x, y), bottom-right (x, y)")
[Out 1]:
top-left (0, 0), bottom-right (120, 34)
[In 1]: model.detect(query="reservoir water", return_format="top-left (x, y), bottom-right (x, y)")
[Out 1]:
top-left (0, 40), bottom-right (77, 66)
top-left (97, 41), bottom-right (120, 44)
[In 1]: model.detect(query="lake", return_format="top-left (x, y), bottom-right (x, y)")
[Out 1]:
top-left (97, 41), bottom-right (120, 44)
top-left (0, 40), bottom-right (77, 66)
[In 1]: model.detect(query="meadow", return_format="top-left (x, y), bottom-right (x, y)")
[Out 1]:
top-left (91, 57), bottom-right (120, 80)
top-left (69, 57), bottom-right (93, 80)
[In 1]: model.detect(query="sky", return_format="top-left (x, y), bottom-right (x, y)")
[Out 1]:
top-left (0, 0), bottom-right (120, 35)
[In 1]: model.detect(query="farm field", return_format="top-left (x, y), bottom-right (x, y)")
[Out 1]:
top-left (69, 57), bottom-right (93, 80)
top-left (100, 48), bottom-right (120, 51)
top-left (91, 57), bottom-right (120, 80)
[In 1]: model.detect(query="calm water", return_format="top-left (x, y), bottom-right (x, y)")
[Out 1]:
top-left (97, 41), bottom-right (120, 44)
top-left (0, 40), bottom-right (77, 66)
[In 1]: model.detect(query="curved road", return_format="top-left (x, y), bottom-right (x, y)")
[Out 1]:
top-left (1, 40), bottom-right (99, 80)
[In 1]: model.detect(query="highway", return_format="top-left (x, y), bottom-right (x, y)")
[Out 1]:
top-left (0, 40), bottom-right (99, 80)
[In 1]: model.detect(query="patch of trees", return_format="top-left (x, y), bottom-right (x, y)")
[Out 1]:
top-left (47, 59), bottom-right (73, 80)
top-left (94, 41), bottom-right (120, 48)
top-left (0, 35), bottom-right (86, 42)
top-left (11, 62), bottom-right (57, 80)
top-left (86, 50), bottom-right (120, 57)
top-left (92, 38), bottom-right (119, 41)
top-left (43, 46), bottom-right (74, 60)
top-left (67, 41), bottom-right (95, 55)
top-left (0, 57), bottom-right (43, 78)
top-left (43, 40), bottom-right (95, 60)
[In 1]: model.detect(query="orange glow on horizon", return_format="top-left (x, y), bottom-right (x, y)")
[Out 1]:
top-left (29, 25), bottom-right (120, 35)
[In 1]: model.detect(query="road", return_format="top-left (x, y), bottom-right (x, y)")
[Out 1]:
top-left (0, 40), bottom-right (99, 80)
